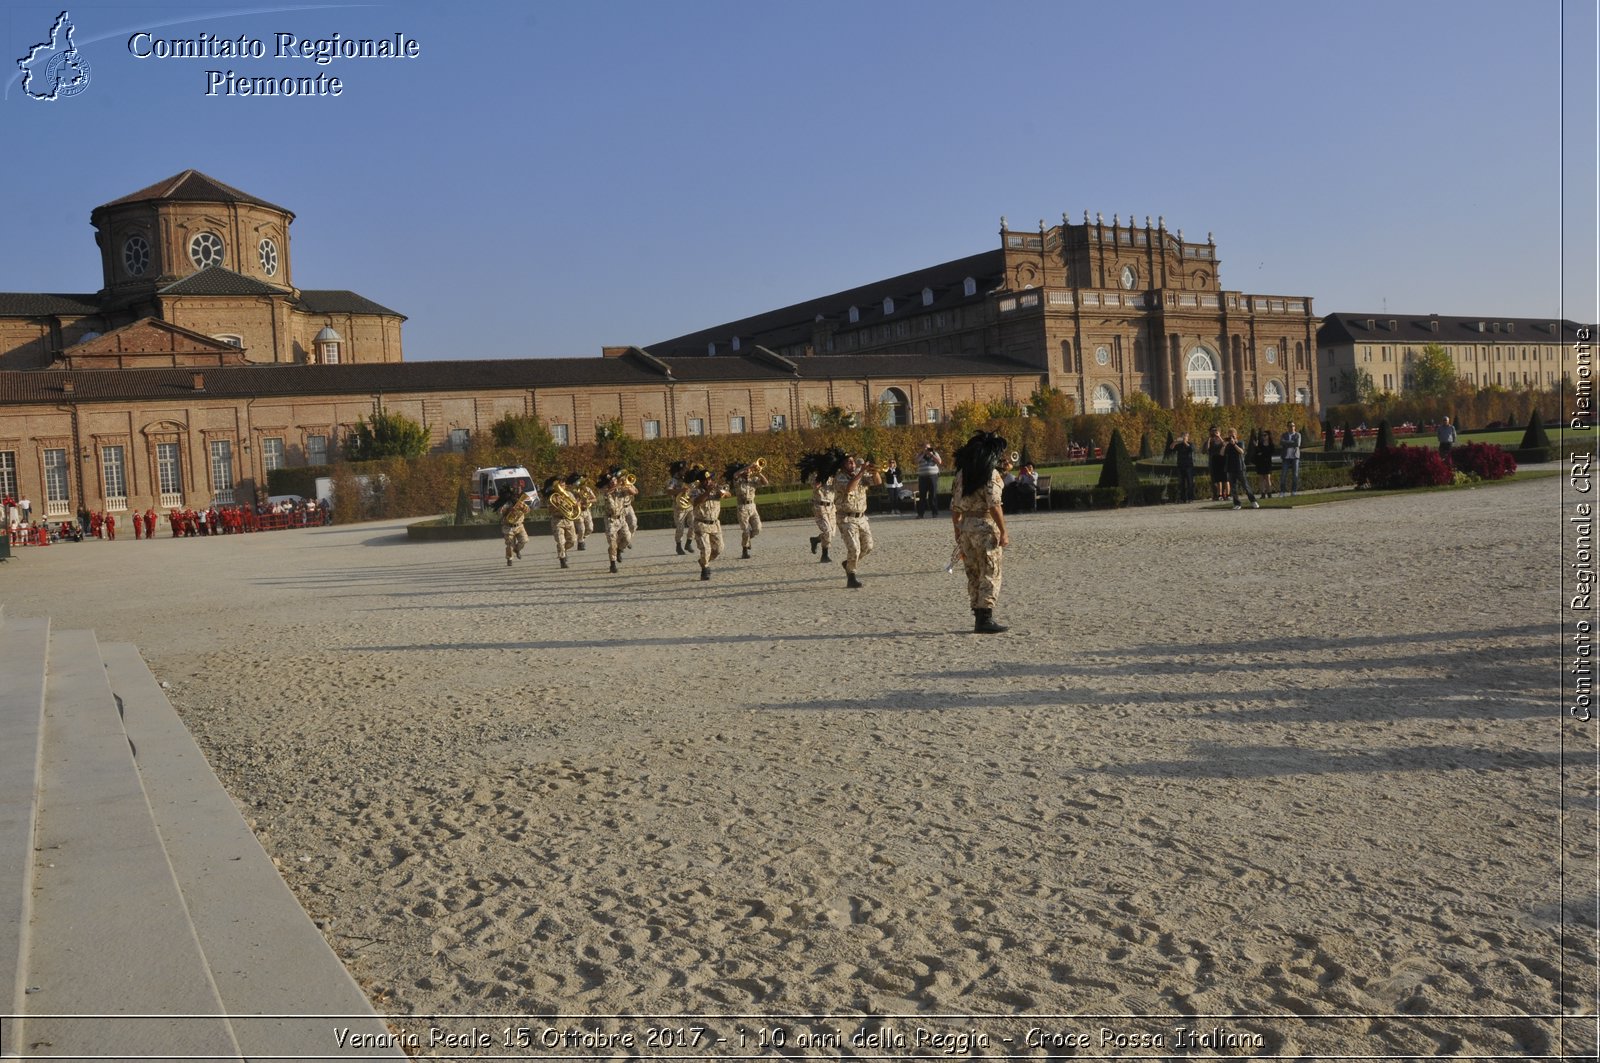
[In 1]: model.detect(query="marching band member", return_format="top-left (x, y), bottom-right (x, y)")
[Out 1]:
top-left (798, 448), bottom-right (842, 564)
top-left (687, 466), bottom-right (728, 581)
top-left (541, 475), bottom-right (580, 569)
top-left (726, 460), bottom-right (768, 559)
top-left (143, 507), bottom-right (157, 540)
top-left (951, 430), bottom-right (1011, 633)
top-left (833, 452), bottom-right (881, 588)
top-left (667, 460), bottom-right (693, 555)
top-left (597, 469), bottom-right (638, 573)
top-left (565, 472), bottom-right (596, 550)
top-left (501, 486), bottom-right (532, 566)
top-left (604, 465), bottom-right (639, 542)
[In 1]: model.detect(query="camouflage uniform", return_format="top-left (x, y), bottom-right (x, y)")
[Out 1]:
top-left (602, 485), bottom-right (635, 561)
top-left (690, 482), bottom-right (726, 567)
top-left (810, 479), bottom-right (835, 550)
top-left (668, 476), bottom-right (693, 551)
top-left (574, 483), bottom-right (597, 546)
top-left (833, 469), bottom-right (877, 575)
top-left (501, 495), bottom-right (531, 565)
top-left (733, 479), bottom-right (762, 550)
top-left (545, 490), bottom-right (578, 562)
top-left (950, 470), bottom-right (1004, 609)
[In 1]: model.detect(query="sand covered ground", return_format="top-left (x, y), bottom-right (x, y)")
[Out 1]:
top-left (3, 476), bottom-right (1593, 1058)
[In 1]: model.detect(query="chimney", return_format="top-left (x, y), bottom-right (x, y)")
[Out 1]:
top-left (192, 372), bottom-right (205, 391)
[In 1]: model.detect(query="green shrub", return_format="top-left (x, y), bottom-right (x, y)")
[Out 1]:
top-left (1097, 428), bottom-right (1140, 491)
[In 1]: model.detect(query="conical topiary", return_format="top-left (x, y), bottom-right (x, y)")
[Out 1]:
top-left (1375, 419), bottom-right (1394, 452)
top-left (1018, 444), bottom-right (1034, 468)
top-left (453, 484), bottom-right (472, 526)
top-left (1323, 421), bottom-right (1336, 451)
top-left (1097, 427), bottom-right (1140, 492)
top-left (1342, 425), bottom-right (1356, 450)
top-left (1138, 432), bottom-right (1153, 459)
top-left (1519, 408), bottom-right (1552, 453)
top-left (1164, 429), bottom-right (1175, 456)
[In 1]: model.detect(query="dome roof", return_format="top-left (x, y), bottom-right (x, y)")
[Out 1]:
top-left (314, 326), bottom-right (343, 343)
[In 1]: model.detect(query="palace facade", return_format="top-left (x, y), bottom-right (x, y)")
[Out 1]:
top-left (0, 170), bottom-right (1043, 517)
top-left (1315, 313), bottom-right (1584, 402)
top-left (648, 213), bottom-right (1322, 416)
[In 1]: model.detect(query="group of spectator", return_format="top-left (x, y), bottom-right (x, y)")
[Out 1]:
top-left (1166, 421), bottom-right (1305, 506)
top-left (3, 495), bottom-right (331, 548)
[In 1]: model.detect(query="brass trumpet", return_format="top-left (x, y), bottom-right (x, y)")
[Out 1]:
top-left (748, 457), bottom-right (766, 476)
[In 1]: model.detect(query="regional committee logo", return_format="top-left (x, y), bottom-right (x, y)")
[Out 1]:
top-left (17, 10), bottom-right (92, 101)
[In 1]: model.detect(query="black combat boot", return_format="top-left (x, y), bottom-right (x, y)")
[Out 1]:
top-left (676, 541), bottom-right (685, 555)
top-left (576, 540), bottom-right (586, 550)
top-left (973, 608), bottom-right (1007, 634)
top-left (609, 560), bottom-right (618, 573)
top-left (809, 535), bottom-right (819, 554)
top-left (700, 566), bottom-right (711, 581)
top-left (559, 557), bottom-right (568, 569)
top-left (741, 547), bottom-right (751, 559)
top-left (845, 563), bottom-right (862, 589)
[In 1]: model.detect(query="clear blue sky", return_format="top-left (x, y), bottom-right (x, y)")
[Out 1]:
top-left (2, 0), bottom-right (1593, 361)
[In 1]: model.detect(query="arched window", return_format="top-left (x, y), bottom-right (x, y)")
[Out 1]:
top-left (731, 336), bottom-right (741, 351)
top-left (1295, 386), bottom-right (1310, 406)
top-left (848, 306), bottom-right (860, 324)
top-left (1091, 383), bottom-right (1119, 414)
top-left (878, 387), bottom-right (909, 426)
top-left (882, 297), bottom-right (894, 315)
top-left (922, 287), bottom-right (934, 306)
top-left (963, 277), bottom-right (977, 297)
top-left (1185, 346), bottom-right (1219, 405)
top-left (1263, 380), bottom-right (1285, 404)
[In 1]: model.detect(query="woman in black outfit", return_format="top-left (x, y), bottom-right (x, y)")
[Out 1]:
top-left (1254, 429), bottom-right (1276, 498)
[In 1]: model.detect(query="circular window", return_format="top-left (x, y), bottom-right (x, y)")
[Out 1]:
top-left (258, 238), bottom-right (279, 277)
top-left (1095, 346), bottom-right (1110, 366)
top-left (1265, 345), bottom-right (1278, 364)
top-left (188, 231), bottom-right (224, 270)
top-left (122, 235), bottom-right (150, 277)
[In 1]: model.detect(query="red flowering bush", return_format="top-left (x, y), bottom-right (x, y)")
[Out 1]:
top-left (1351, 444), bottom-right (1455, 489)
top-left (1450, 442), bottom-right (1518, 481)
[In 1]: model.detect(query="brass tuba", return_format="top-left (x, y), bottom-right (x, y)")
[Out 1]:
top-left (547, 482), bottom-right (582, 521)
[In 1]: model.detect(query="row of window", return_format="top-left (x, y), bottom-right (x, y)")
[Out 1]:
top-left (1356, 344), bottom-right (1565, 363)
top-left (120, 232), bottom-right (281, 279)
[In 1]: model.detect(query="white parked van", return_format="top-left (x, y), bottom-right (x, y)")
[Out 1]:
top-left (473, 466), bottom-right (538, 512)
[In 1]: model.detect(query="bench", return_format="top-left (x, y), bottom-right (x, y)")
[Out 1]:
top-left (1034, 476), bottom-right (1052, 510)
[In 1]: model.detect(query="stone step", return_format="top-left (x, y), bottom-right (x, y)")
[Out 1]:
top-left (18, 628), bottom-right (242, 1058)
top-left (0, 613), bottom-right (49, 1046)
top-left (101, 642), bottom-right (403, 1059)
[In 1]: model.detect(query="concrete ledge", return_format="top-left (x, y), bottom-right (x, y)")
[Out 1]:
top-left (102, 643), bottom-right (403, 1059)
top-left (0, 614), bottom-right (48, 1038)
top-left (20, 629), bottom-right (240, 1057)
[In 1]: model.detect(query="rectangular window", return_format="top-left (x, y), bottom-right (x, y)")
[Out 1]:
top-left (769, 414), bottom-right (786, 431)
top-left (156, 442), bottom-right (183, 507)
top-left (552, 424), bottom-right (570, 446)
top-left (448, 428), bottom-right (470, 451)
top-left (44, 448), bottom-right (70, 516)
top-left (729, 415), bottom-right (745, 434)
top-left (686, 418), bottom-right (705, 437)
top-left (926, 408), bottom-right (941, 423)
top-left (306, 434), bottom-right (328, 466)
top-left (262, 437), bottom-right (285, 473)
top-left (323, 343), bottom-right (341, 365)
top-left (209, 440), bottom-right (235, 503)
top-left (643, 419), bottom-right (661, 440)
top-left (101, 445), bottom-right (127, 509)
top-left (0, 451), bottom-right (16, 502)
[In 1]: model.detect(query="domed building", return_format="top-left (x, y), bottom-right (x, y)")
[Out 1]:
top-left (0, 169), bottom-right (403, 370)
